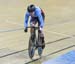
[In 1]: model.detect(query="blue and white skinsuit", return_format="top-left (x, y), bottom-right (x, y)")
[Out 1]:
top-left (24, 6), bottom-right (45, 37)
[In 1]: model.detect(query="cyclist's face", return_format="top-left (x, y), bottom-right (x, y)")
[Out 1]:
top-left (30, 12), bottom-right (34, 17)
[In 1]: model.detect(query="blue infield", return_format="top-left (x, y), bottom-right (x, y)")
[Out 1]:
top-left (42, 50), bottom-right (75, 64)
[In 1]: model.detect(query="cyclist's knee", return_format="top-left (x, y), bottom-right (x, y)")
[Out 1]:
top-left (39, 30), bottom-right (44, 37)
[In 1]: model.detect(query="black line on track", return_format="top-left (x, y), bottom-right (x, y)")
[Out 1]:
top-left (44, 45), bottom-right (75, 57)
top-left (0, 36), bottom-right (71, 58)
top-left (25, 45), bottom-right (75, 64)
top-left (46, 37), bottom-right (70, 45)
top-left (0, 28), bottom-right (23, 33)
top-left (0, 49), bottom-right (27, 58)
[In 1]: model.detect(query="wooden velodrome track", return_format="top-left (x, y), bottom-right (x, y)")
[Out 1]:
top-left (0, 0), bottom-right (75, 64)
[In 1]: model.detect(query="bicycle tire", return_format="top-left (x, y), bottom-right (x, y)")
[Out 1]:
top-left (28, 38), bottom-right (35, 59)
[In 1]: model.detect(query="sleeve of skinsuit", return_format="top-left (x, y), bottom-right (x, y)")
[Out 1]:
top-left (24, 12), bottom-right (29, 29)
top-left (36, 8), bottom-right (44, 28)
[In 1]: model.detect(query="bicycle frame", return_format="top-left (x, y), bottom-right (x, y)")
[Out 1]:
top-left (27, 26), bottom-right (42, 47)
top-left (27, 26), bottom-right (39, 42)
top-left (27, 26), bottom-right (43, 59)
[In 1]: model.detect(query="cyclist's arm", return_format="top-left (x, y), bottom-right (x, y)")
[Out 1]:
top-left (24, 12), bottom-right (29, 28)
top-left (36, 9), bottom-right (44, 28)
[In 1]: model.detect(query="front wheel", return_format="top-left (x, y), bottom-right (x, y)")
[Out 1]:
top-left (28, 38), bottom-right (35, 59)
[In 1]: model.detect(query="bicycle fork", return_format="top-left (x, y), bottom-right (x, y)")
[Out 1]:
top-left (31, 27), bottom-right (36, 46)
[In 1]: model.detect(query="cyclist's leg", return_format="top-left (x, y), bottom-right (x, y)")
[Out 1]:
top-left (38, 12), bottom-right (45, 49)
top-left (38, 27), bottom-right (45, 49)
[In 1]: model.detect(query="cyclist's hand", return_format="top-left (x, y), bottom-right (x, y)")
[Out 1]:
top-left (24, 28), bottom-right (28, 32)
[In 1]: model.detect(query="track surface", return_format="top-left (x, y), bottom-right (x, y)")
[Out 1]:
top-left (0, 0), bottom-right (75, 64)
